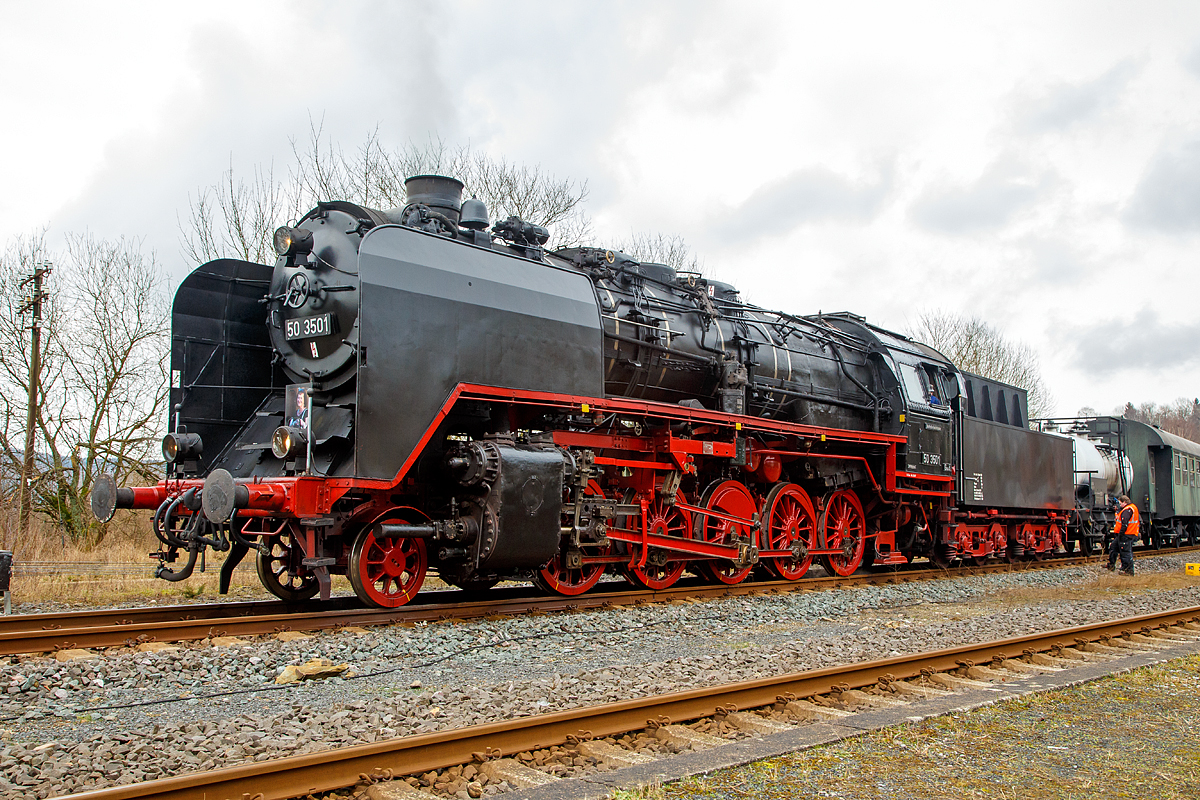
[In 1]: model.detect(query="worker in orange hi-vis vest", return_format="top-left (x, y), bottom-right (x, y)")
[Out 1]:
top-left (1106, 494), bottom-right (1140, 576)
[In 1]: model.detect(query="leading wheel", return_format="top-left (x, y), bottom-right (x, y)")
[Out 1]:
top-left (256, 526), bottom-right (319, 602)
top-left (537, 480), bottom-right (611, 596)
top-left (762, 483), bottom-right (816, 581)
top-left (696, 480), bottom-right (756, 585)
top-left (820, 489), bottom-right (866, 577)
top-left (622, 492), bottom-right (691, 591)
top-left (347, 519), bottom-right (428, 608)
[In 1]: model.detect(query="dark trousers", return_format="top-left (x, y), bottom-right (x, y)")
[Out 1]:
top-left (1107, 533), bottom-right (1135, 573)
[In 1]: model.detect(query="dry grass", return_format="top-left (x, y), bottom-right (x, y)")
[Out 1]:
top-left (0, 502), bottom-right (459, 606)
top-left (992, 570), bottom-right (1200, 604)
top-left (0, 505), bottom-right (290, 606)
top-left (618, 653), bottom-right (1200, 799)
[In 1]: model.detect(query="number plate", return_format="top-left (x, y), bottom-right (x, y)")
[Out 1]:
top-left (284, 313), bottom-right (334, 341)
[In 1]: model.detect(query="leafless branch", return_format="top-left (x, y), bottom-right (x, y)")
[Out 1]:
top-left (908, 310), bottom-right (1055, 420)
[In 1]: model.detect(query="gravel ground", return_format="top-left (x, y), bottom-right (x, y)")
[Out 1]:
top-left (2, 553), bottom-right (1199, 798)
top-left (633, 651), bottom-right (1200, 800)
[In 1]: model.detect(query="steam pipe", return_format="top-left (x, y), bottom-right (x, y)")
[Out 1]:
top-left (604, 332), bottom-right (714, 363)
top-left (156, 545), bottom-right (199, 582)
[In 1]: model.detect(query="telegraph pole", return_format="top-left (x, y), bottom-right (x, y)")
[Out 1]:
top-left (17, 261), bottom-right (51, 537)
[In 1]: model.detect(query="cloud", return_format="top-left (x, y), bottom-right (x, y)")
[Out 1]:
top-left (1186, 44), bottom-right (1200, 78)
top-left (1068, 308), bottom-right (1200, 375)
top-left (1123, 139), bottom-right (1200, 232)
top-left (1024, 236), bottom-right (1091, 286)
top-left (1012, 61), bottom-right (1138, 133)
top-left (715, 163), bottom-right (893, 240)
top-left (910, 159), bottom-right (1052, 234)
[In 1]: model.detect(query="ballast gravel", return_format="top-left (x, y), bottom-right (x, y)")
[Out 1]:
top-left (2, 553), bottom-right (1199, 798)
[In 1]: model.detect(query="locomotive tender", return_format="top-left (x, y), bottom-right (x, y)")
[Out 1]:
top-left (94, 175), bottom-right (1104, 607)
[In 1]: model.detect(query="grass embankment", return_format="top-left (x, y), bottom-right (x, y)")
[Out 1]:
top-left (615, 652), bottom-right (1200, 800)
top-left (0, 506), bottom-right (291, 607)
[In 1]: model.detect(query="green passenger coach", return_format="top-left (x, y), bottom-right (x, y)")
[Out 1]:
top-left (1086, 417), bottom-right (1200, 548)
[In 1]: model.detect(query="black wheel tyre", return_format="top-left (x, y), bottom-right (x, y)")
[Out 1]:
top-left (930, 545), bottom-right (953, 569)
top-left (256, 532), bottom-right (320, 602)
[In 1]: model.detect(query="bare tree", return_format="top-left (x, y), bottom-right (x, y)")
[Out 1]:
top-left (614, 231), bottom-right (705, 274)
top-left (0, 232), bottom-right (67, 518)
top-left (0, 233), bottom-right (169, 545)
top-left (180, 159), bottom-right (300, 266)
top-left (183, 124), bottom-right (593, 264)
top-left (1120, 398), bottom-right (1200, 442)
top-left (908, 310), bottom-right (1054, 420)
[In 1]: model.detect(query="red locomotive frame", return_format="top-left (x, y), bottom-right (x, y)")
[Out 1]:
top-left (123, 383), bottom-right (1068, 606)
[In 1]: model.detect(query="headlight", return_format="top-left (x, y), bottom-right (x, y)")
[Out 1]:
top-left (162, 432), bottom-right (203, 463)
top-left (271, 426), bottom-right (308, 459)
top-left (273, 226), bottom-right (314, 258)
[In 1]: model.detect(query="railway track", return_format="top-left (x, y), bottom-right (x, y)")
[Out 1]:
top-left (6, 546), bottom-right (1197, 657)
top-left (48, 603), bottom-right (1200, 800)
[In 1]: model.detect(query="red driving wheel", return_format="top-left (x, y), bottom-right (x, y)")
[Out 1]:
top-left (623, 492), bottom-right (691, 591)
top-left (536, 480), bottom-right (611, 596)
top-left (762, 483), bottom-right (816, 581)
top-left (820, 489), bottom-right (866, 577)
top-left (696, 480), bottom-right (757, 585)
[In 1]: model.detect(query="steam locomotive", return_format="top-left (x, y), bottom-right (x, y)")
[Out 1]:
top-left (90, 175), bottom-right (1198, 607)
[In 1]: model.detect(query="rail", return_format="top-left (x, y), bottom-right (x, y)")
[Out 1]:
top-left (4, 546), bottom-right (1198, 656)
top-left (51, 604), bottom-right (1200, 800)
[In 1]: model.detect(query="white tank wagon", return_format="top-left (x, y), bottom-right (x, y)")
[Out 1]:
top-left (1035, 422), bottom-right (1134, 554)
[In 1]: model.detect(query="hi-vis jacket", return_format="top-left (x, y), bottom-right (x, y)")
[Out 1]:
top-left (1114, 501), bottom-right (1141, 539)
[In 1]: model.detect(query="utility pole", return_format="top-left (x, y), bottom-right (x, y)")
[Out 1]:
top-left (17, 261), bottom-right (51, 537)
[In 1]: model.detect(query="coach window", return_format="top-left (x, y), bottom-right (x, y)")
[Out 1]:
top-left (1177, 454), bottom-right (1182, 485)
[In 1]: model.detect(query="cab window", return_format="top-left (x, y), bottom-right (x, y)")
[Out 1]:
top-left (899, 364), bottom-right (928, 405)
top-left (899, 363), bottom-right (947, 411)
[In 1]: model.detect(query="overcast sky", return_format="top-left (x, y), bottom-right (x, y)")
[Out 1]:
top-left (3, 1), bottom-right (1199, 416)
